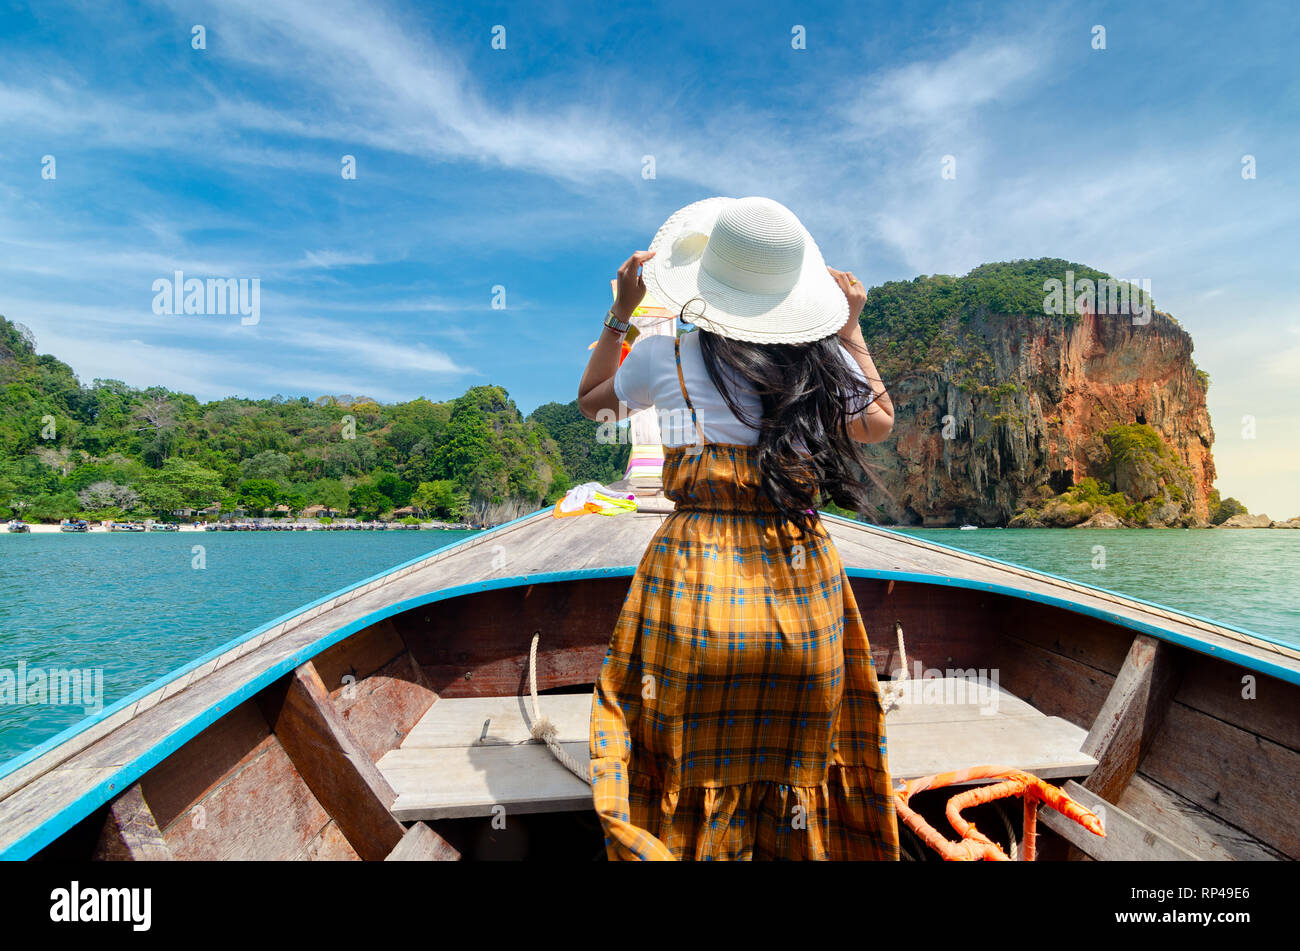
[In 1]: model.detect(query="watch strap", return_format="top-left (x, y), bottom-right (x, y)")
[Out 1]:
top-left (604, 307), bottom-right (631, 333)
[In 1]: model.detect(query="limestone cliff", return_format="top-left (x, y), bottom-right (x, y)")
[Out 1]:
top-left (855, 260), bottom-right (1216, 527)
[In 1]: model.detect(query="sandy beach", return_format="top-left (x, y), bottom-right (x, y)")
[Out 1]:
top-left (16, 523), bottom-right (206, 533)
top-left (10, 522), bottom-right (469, 533)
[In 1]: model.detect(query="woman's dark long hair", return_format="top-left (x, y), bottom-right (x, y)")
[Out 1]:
top-left (686, 300), bottom-right (887, 538)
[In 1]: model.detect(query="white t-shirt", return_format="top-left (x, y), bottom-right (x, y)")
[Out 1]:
top-left (612, 330), bottom-right (874, 447)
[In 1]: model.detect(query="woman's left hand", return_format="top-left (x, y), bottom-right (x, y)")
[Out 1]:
top-left (827, 266), bottom-right (867, 339)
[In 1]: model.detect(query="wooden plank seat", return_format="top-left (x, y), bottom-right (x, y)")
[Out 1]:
top-left (1040, 780), bottom-right (1201, 861)
top-left (377, 679), bottom-right (1097, 821)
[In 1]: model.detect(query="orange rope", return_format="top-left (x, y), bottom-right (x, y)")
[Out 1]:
top-left (895, 765), bottom-right (1105, 861)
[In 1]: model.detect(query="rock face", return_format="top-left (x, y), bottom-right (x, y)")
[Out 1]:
top-left (1218, 513), bottom-right (1273, 528)
top-left (1075, 510), bottom-right (1125, 529)
top-left (859, 262), bottom-right (1215, 527)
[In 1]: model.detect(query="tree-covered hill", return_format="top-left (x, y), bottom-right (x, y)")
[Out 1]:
top-left (0, 316), bottom-right (628, 524)
top-left (860, 257), bottom-right (1127, 373)
top-left (853, 258), bottom-right (1218, 527)
top-left (1, 255), bottom-right (1223, 529)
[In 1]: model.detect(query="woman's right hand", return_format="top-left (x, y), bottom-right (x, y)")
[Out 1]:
top-left (827, 267), bottom-right (867, 340)
top-left (613, 250), bottom-right (657, 320)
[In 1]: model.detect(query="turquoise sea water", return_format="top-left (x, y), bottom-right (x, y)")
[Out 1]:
top-left (0, 530), bottom-right (476, 764)
top-left (0, 525), bottom-right (1296, 766)
top-left (892, 527), bottom-right (1299, 647)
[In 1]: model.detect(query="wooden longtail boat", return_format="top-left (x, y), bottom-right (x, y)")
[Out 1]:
top-left (2, 316), bottom-right (1296, 861)
top-left (1, 488), bottom-right (1297, 860)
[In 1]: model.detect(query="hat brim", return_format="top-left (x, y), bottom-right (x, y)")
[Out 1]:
top-left (641, 196), bottom-right (849, 344)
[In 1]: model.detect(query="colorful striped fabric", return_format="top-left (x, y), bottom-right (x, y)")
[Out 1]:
top-left (623, 442), bottom-right (664, 488)
top-left (588, 335), bottom-right (900, 860)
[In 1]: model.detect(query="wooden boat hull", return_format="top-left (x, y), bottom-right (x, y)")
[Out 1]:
top-left (2, 502), bottom-right (1296, 861)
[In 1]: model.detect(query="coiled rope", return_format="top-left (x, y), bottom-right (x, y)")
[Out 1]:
top-left (528, 632), bottom-right (593, 785)
top-left (880, 620), bottom-right (908, 713)
top-left (530, 619), bottom-right (906, 782)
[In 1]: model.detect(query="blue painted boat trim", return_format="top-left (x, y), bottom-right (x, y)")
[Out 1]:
top-left (0, 564), bottom-right (634, 860)
top-left (838, 568), bottom-right (1299, 687)
top-left (0, 512), bottom-right (540, 783)
top-left (4, 509), bottom-right (1294, 858)
top-left (820, 512), bottom-right (1298, 652)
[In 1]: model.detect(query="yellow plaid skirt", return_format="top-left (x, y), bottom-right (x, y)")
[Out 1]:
top-left (589, 443), bottom-right (900, 860)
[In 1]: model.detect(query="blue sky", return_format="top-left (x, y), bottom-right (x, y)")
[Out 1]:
top-left (1, 0), bottom-right (1297, 514)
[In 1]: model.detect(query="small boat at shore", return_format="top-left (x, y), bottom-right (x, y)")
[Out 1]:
top-left (5, 520), bottom-right (30, 533)
top-left (195, 521), bottom-right (426, 532)
top-left (149, 523), bottom-right (179, 532)
top-left (960, 524), bottom-right (979, 530)
top-left (59, 520), bottom-right (89, 532)
top-left (2, 465), bottom-right (1296, 862)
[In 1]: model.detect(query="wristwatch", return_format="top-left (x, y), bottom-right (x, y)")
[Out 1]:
top-left (603, 307), bottom-right (631, 335)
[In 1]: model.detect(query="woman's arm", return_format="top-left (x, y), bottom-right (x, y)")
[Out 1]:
top-left (828, 267), bottom-right (894, 444)
top-left (578, 249), bottom-right (656, 421)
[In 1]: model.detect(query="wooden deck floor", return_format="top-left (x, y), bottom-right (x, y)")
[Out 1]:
top-left (378, 679), bottom-right (1096, 821)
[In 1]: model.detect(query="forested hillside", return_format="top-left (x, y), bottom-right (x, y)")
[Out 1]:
top-left (0, 317), bottom-right (628, 524)
top-left (2, 256), bottom-right (1238, 528)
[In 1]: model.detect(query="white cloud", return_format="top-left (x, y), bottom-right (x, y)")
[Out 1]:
top-left (282, 325), bottom-right (474, 377)
top-left (851, 39), bottom-right (1047, 135)
top-left (28, 329), bottom-right (237, 397)
top-left (301, 250), bottom-right (377, 269)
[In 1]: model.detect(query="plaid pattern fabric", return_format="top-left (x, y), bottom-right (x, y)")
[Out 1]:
top-left (588, 335), bottom-right (900, 861)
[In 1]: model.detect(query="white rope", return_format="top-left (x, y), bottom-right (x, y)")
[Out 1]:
top-left (528, 633), bottom-right (593, 785)
top-left (530, 618), bottom-right (904, 783)
top-left (880, 620), bottom-right (908, 713)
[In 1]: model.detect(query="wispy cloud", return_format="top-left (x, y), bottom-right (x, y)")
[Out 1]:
top-left (300, 250), bottom-right (377, 269)
top-left (0, 0), bottom-right (1295, 514)
top-left (850, 37), bottom-right (1049, 136)
top-left (277, 324), bottom-right (475, 377)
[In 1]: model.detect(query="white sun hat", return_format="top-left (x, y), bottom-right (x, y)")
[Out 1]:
top-left (640, 196), bottom-right (849, 344)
